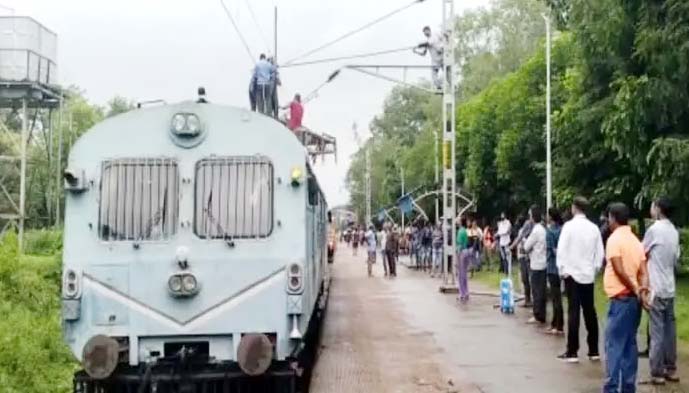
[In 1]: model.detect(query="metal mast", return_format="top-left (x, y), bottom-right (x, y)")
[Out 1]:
top-left (440, 0), bottom-right (457, 291)
top-left (365, 147), bottom-right (371, 226)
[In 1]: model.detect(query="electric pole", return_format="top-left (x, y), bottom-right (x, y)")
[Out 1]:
top-left (440, 0), bottom-right (457, 291)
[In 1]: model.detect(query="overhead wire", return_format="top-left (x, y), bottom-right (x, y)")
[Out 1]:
top-left (220, 0), bottom-right (257, 64)
top-left (280, 46), bottom-right (416, 68)
top-left (302, 69), bottom-right (342, 103)
top-left (242, 0), bottom-right (272, 53)
top-left (281, 0), bottom-right (427, 66)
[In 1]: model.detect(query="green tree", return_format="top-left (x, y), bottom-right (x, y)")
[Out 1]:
top-left (105, 96), bottom-right (136, 118)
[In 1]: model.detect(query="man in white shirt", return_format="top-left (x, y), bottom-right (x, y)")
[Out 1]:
top-left (524, 205), bottom-right (547, 325)
top-left (414, 26), bottom-right (444, 90)
top-left (379, 226), bottom-right (389, 277)
top-left (556, 196), bottom-right (605, 363)
top-left (643, 197), bottom-right (680, 384)
top-left (496, 213), bottom-right (512, 273)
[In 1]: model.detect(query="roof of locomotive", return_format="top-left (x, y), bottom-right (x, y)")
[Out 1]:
top-left (68, 101), bottom-right (307, 165)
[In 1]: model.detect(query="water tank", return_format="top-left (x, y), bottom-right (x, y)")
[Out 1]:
top-left (0, 16), bottom-right (57, 86)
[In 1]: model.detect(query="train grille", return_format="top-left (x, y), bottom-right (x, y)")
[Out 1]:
top-left (98, 158), bottom-right (179, 241)
top-left (194, 156), bottom-right (274, 239)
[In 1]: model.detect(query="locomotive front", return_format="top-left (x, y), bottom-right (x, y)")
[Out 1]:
top-left (61, 99), bottom-right (327, 392)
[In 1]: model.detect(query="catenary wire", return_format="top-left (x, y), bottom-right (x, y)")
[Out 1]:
top-left (242, 0), bottom-right (272, 53)
top-left (280, 46), bottom-right (416, 68)
top-left (282, 0), bottom-right (427, 66)
top-left (220, 0), bottom-right (257, 64)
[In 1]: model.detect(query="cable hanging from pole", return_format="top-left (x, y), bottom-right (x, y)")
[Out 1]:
top-left (280, 46), bottom-right (416, 68)
top-left (282, 0), bottom-right (427, 66)
top-left (220, 0), bottom-right (257, 64)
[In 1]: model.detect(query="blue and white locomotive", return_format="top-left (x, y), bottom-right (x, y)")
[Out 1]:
top-left (61, 91), bottom-right (329, 392)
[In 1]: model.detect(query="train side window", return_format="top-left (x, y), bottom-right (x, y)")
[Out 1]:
top-left (194, 156), bottom-right (274, 239)
top-left (308, 175), bottom-right (319, 207)
top-left (99, 158), bottom-right (179, 241)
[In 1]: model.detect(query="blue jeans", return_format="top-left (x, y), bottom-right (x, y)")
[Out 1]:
top-left (604, 296), bottom-right (641, 393)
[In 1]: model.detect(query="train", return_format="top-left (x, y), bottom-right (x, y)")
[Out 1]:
top-left (61, 89), bottom-right (329, 392)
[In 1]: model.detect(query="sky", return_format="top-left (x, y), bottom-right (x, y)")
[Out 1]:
top-left (2, 0), bottom-right (486, 206)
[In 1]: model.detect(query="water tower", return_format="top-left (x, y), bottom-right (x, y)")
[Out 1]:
top-left (0, 16), bottom-right (62, 250)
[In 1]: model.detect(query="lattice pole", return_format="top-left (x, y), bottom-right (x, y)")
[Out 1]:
top-left (440, 0), bottom-right (457, 292)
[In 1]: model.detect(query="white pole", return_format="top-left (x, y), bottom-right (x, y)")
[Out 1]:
top-left (365, 146), bottom-right (371, 226)
top-left (435, 127), bottom-right (439, 224)
top-left (543, 14), bottom-right (552, 211)
top-left (400, 167), bottom-right (405, 233)
top-left (19, 98), bottom-right (27, 252)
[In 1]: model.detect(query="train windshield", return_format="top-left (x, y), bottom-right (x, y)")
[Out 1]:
top-left (98, 158), bottom-right (179, 241)
top-left (194, 156), bottom-right (274, 239)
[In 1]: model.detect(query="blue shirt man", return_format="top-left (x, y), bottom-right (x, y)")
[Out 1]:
top-left (253, 58), bottom-right (274, 85)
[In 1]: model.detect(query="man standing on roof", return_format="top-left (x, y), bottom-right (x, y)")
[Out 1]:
top-left (281, 94), bottom-right (304, 132)
top-left (268, 56), bottom-right (281, 118)
top-left (252, 54), bottom-right (275, 116)
top-left (414, 26), bottom-right (444, 90)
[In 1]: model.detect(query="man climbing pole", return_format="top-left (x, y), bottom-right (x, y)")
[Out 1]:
top-left (413, 26), bottom-right (444, 91)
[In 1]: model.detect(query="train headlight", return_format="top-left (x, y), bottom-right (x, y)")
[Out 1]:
top-left (186, 114), bottom-right (201, 134)
top-left (182, 274), bottom-right (197, 292)
top-left (82, 335), bottom-right (119, 379)
top-left (171, 114), bottom-right (187, 133)
top-left (168, 273), bottom-right (199, 297)
top-left (63, 269), bottom-right (81, 299)
top-left (170, 113), bottom-right (202, 137)
top-left (286, 263), bottom-right (303, 293)
top-left (168, 275), bottom-right (183, 293)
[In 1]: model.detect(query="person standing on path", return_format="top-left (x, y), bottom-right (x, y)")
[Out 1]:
top-left (603, 202), bottom-right (649, 393)
top-left (556, 196), bottom-right (604, 363)
top-left (379, 226), bottom-right (389, 277)
top-left (546, 207), bottom-right (565, 335)
top-left (524, 206), bottom-right (547, 325)
top-left (642, 197), bottom-right (680, 385)
top-left (431, 223), bottom-right (443, 278)
top-left (511, 215), bottom-right (534, 307)
top-left (496, 213), bottom-right (512, 273)
top-left (364, 225), bottom-right (377, 277)
top-left (422, 222), bottom-right (433, 272)
top-left (351, 226), bottom-right (360, 256)
top-left (386, 226), bottom-right (400, 277)
top-left (456, 217), bottom-right (470, 302)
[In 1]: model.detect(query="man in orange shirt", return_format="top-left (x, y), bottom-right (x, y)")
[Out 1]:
top-left (603, 203), bottom-right (649, 393)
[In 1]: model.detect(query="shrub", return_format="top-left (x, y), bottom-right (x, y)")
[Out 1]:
top-left (680, 228), bottom-right (689, 270)
top-left (23, 229), bottom-right (63, 256)
top-left (0, 233), bottom-right (75, 392)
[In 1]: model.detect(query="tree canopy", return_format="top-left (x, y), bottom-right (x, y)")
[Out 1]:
top-left (347, 0), bottom-right (689, 227)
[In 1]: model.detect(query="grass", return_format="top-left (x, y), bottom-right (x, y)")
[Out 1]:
top-left (0, 232), bottom-right (75, 393)
top-left (471, 261), bottom-right (689, 345)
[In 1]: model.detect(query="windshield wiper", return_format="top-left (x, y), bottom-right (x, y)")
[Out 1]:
top-left (135, 188), bottom-right (168, 247)
top-left (204, 190), bottom-right (235, 248)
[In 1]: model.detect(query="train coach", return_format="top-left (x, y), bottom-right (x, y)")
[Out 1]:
top-left (61, 90), bottom-right (329, 392)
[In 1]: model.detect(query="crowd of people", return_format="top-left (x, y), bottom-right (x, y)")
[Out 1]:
top-left (342, 195), bottom-right (681, 391)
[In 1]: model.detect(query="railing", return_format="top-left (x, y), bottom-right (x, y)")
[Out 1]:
top-left (0, 48), bottom-right (57, 85)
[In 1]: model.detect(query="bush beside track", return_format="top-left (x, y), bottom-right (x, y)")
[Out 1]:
top-left (0, 231), bottom-right (75, 393)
